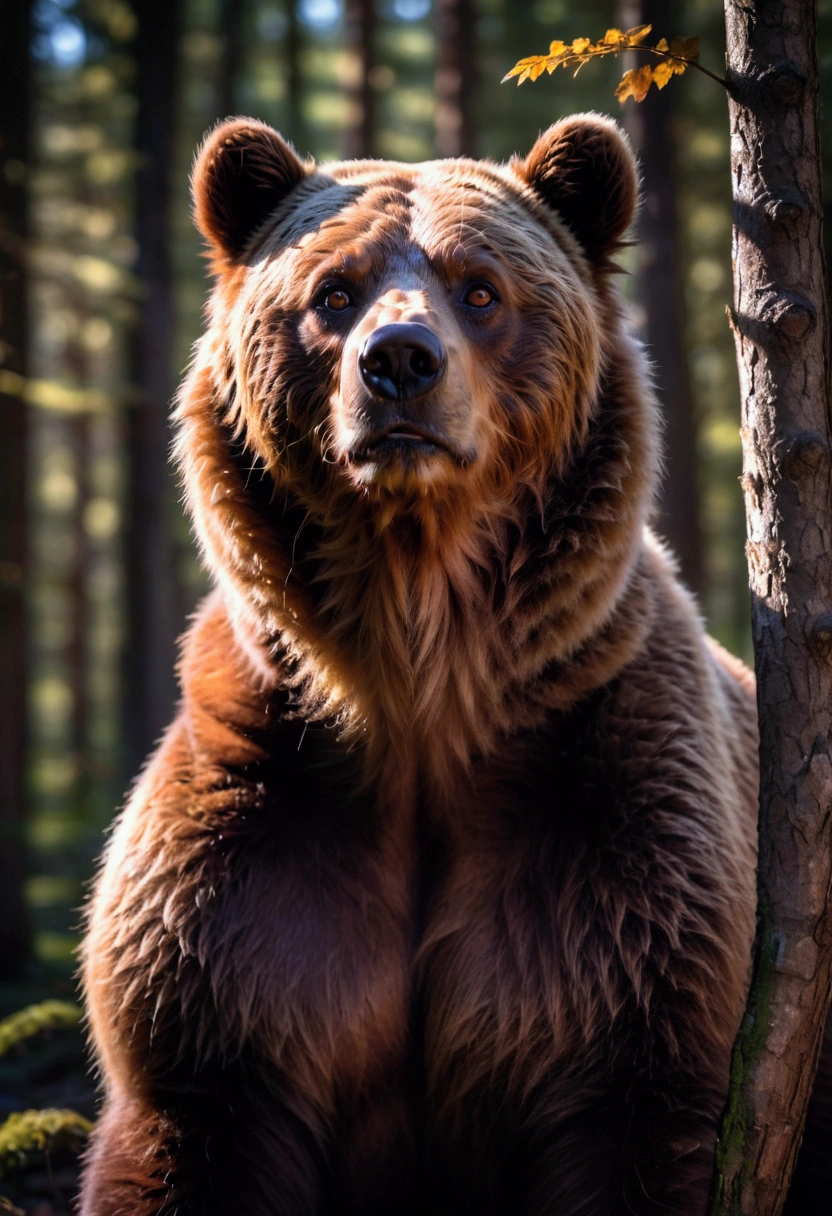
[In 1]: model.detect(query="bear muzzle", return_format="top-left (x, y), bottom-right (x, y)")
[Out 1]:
top-left (342, 323), bottom-right (476, 476)
top-left (358, 323), bottom-right (447, 404)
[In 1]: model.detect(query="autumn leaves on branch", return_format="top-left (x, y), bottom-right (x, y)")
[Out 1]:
top-left (503, 25), bottom-right (726, 104)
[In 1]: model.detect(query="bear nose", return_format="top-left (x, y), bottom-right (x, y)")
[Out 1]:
top-left (358, 323), bottom-right (446, 402)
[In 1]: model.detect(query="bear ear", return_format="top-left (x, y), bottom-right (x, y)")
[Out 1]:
top-left (516, 114), bottom-right (638, 262)
top-left (192, 118), bottom-right (307, 263)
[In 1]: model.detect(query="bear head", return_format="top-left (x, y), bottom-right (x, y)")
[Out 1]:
top-left (188, 114), bottom-right (637, 499)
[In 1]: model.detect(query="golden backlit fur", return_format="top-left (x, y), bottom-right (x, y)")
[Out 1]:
top-left (80, 116), bottom-right (759, 1216)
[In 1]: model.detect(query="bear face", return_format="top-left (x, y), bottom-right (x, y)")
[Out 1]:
top-left (191, 116), bottom-right (634, 513)
top-left (177, 116), bottom-right (656, 793)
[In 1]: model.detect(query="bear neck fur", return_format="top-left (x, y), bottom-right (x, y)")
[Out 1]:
top-left (175, 308), bottom-right (661, 802)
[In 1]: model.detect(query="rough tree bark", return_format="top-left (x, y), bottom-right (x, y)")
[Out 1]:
top-left (341, 0), bottom-right (376, 159)
top-left (617, 0), bottom-right (703, 596)
top-left (435, 0), bottom-right (477, 158)
top-left (0, 0), bottom-right (31, 979)
top-left (711, 1), bottom-right (832, 1212)
top-left (124, 0), bottom-right (183, 780)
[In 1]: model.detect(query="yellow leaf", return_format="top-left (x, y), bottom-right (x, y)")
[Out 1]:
top-left (530, 59), bottom-right (546, 81)
top-left (656, 37), bottom-right (669, 52)
top-left (624, 24), bottom-right (652, 44)
top-left (501, 56), bottom-right (543, 82)
top-left (652, 60), bottom-right (675, 89)
top-left (571, 37), bottom-right (591, 55)
top-left (616, 63), bottom-right (655, 103)
top-left (669, 35), bottom-right (700, 61)
top-left (517, 67), bottom-right (532, 84)
top-left (549, 40), bottom-right (568, 56)
top-left (602, 28), bottom-right (628, 46)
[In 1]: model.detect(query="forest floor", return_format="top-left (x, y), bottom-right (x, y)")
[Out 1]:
top-left (0, 985), bottom-right (95, 1216)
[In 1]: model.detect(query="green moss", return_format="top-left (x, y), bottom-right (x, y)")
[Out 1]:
top-left (0, 1001), bottom-right (81, 1059)
top-left (0, 1109), bottom-right (93, 1178)
top-left (710, 899), bottom-right (777, 1213)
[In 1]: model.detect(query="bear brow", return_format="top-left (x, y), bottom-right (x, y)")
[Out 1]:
top-left (294, 229), bottom-right (413, 293)
top-left (315, 245), bottom-right (375, 282)
top-left (419, 243), bottom-right (503, 286)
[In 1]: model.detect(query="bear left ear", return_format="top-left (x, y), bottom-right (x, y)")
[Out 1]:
top-left (192, 118), bottom-right (308, 263)
top-left (516, 114), bottom-right (639, 262)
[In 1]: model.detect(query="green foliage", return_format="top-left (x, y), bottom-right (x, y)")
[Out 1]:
top-left (0, 1001), bottom-right (81, 1059)
top-left (503, 24), bottom-right (719, 103)
top-left (0, 1109), bottom-right (92, 1179)
top-left (0, 1004), bottom-right (91, 1210)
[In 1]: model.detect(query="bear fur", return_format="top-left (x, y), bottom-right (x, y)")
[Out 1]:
top-left (79, 115), bottom-right (760, 1216)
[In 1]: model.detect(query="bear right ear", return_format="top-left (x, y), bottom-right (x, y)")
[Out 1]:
top-left (192, 118), bottom-right (307, 264)
top-left (516, 114), bottom-right (638, 263)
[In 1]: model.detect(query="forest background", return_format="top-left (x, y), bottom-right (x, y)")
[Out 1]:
top-left (0, 0), bottom-right (830, 1209)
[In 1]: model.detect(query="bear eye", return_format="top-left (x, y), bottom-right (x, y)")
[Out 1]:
top-left (319, 286), bottom-right (353, 313)
top-left (463, 283), bottom-right (496, 310)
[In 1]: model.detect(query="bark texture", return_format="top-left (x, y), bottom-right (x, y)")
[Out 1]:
top-left (0, 0), bottom-right (32, 979)
top-left (712, 2), bottom-right (832, 1212)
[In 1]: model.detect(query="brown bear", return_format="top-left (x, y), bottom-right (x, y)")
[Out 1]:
top-left (79, 114), bottom-right (760, 1216)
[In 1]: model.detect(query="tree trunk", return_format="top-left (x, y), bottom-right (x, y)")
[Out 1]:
top-left (124, 0), bottom-right (183, 781)
top-left (711, 2), bottom-right (832, 1212)
top-left (218, 0), bottom-right (243, 119)
top-left (0, 0), bottom-right (31, 980)
top-left (616, 0), bottom-right (703, 596)
top-left (341, 0), bottom-right (376, 159)
top-left (63, 287), bottom-right (94, 800)
top-left (68, 411), bottom-right (90, 796)
top-left (285, 0), bottom-right (305, 153)
top-left (435, 0), bottom-right (477, 158)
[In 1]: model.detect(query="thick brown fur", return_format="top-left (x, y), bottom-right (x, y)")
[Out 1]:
top-left (80, 115), bottom-right (760, 1215)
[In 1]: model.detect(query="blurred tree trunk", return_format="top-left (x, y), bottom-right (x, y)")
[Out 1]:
top-left (285, 0), bottom-right (305, 152)
top-left (616, 0), bottom-right (703, 596)
top-left (341, 0), bottom-right (376, 158)
top-left (435, 0), bottom-right (477, 157)
top-left (711, 1), bottom-right (832, 1212)
top-left (64, 313), bottom-right (91, 806)
top-left (218, 0), bottom-right (243, 118)
top-left (0, 0), bottom-right (32, 979)
top-left (68, 414), bottom-right (90, 794)
top-left (124, 0), bottom-right (183, 780)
